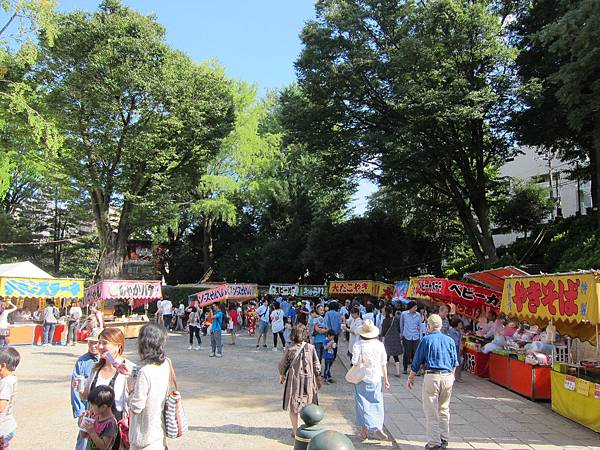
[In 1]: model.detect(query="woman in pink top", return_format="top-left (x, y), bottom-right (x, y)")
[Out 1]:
top-left (228, 304), bottom-right (238, 345)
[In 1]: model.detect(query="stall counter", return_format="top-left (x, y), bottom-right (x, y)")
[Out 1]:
top-left (489, 353), bottom-right (551, 401)
top-left (551, 371), bottom-right (600, 433)
top-left (103, 320), bottom-right (148, 339)
top-left (9, 323), bottom-right (65, 345)
top-left (464, 347), bottom-right (490, 378)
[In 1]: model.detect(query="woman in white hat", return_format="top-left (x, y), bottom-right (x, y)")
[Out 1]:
top-left (351, 319), bottom-right (390, 441)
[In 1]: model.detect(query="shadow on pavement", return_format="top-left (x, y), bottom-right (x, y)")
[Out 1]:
top-left (188, 424), bottom-right (293, 446)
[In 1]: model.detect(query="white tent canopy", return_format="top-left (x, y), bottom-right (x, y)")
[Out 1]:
top-left (0, 261), bottom-right (54, 279)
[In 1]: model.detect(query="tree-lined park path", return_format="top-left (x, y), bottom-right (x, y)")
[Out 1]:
top-left (13, 334), bottom-right (393, 450)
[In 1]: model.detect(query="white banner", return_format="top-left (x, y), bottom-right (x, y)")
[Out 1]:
top-left (269, 284), bottom-right (299, 297)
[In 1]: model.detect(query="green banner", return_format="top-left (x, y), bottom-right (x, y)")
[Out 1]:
top-left (298, 285), bottom-right (327, 297)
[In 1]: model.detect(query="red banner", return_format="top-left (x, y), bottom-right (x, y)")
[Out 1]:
top-left (408, 278), bottom-right (501, 319)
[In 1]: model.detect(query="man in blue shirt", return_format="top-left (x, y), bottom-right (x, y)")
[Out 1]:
top-left (70, 330), bottom-right (100, 450)
top-left (407, 314), bottom-right (458, 450)
top-left (399, 301), bottom-right (421, 374)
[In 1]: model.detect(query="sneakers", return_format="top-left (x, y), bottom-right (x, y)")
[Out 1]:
top-left (263, 344), bottom-right (267, 348)
top-left (441, 439), bottom-right (448, 449)
top-left (209, 352), bottom-right (215, 357)
top-left (425, 445), bottom-right (442, 450)
top-left (216, 353), bottom-right (223, 358)
top-left (256, 345), bottom-right (260, 348)
top-left (188, 345), bottom-right (193, 350)
top-left (372, 429), bottom-right (388, 441)
top-left (272, 347), bottom-right (278, 352)
top-left (194, 346), bottom-right (201, 351)
top-left (328, 378), bottom-right (336, 384)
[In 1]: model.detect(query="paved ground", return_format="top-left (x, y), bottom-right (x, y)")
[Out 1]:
top-left (10, 332), bottom-right (600, 450)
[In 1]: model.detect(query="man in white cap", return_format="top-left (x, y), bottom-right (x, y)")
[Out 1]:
top-left (70, 329), bottom-right (101, 450)
top-left (407, 314), bottom-right (458, 450)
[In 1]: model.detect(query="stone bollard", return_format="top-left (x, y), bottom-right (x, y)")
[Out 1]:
top-left (293, 404), bottom-right (325, 450)
top-left (307, 430), bottom-right (355, 450)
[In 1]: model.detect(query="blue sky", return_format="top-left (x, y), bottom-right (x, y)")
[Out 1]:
top-left (55, 0), bottom-right (378, 213)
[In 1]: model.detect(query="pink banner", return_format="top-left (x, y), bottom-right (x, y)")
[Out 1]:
top-left (84, 280), bottom-right (162, 306)
top-left (193, 285), bottom-right (229, 308)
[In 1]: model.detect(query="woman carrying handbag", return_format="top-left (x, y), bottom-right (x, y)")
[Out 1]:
top-left (347, 320), bottom-right (390, 442)
top-left (278, 323), bottom-right (322, 438)
top-left (381, 306), bottom-right (404, 377)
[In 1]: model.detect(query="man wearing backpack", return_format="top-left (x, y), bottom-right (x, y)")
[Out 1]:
top-left (210, 303), bottom-right (225, 358)
top-left (42, 299), bottom-right (59, 346)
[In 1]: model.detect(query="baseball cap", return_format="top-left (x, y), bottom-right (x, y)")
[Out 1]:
top-left (86, 329), bottom-right (102, 342)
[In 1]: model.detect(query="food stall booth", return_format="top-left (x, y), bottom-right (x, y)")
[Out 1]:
top-left (501, 271), bottom-right (600, 431)
top-left (0, 275), bottom-right (84, 345)
top-left (328, 280), bottom-right (394, 301)
top-left (407, 276), bottom-right (502, 378)
top-left (299, 285), bottom-right (327, 299)
top-left (84, 279), bottom-right (161, 339)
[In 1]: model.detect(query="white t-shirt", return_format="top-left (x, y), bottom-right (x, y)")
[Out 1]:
top-left (161, 300), bottom-right (173, 315)
top-left (270, 309), bottom-right (285, 333)
top-left (0, 374), bottom-right (17, 436)
top-left (42, 306), bottom-right (57, 324)
top-left (69, 306), bottom-right (82, 321)
top-left (351, 339), bottom-right (387, 384)
top-left (0, 310), bottom-right (11, 329)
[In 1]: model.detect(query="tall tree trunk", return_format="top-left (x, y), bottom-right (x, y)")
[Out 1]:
top-left (91, 188), bottom-right (130, 280)
top-left (202, 217), bottom-right (214, 273)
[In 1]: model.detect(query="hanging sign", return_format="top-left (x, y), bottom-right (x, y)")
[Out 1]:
top-left (564, 375), bottom-right (577, 391)
top-left (195, 285), bottom-right (229, 308)
top-left (0, 277), bottom-right (84, 299)
top-left (501, 273), bottom-right (600, 324)
top-left (269, 284), bottom-right (299, 297)
top-left (298, 285), bottom-right (326, 298)
top-left (227, 283), bottom-right (257, 301)
top-left (576, 379), bottom-right (590, 397)
top-left (408, 277), bottom-right (501, 319)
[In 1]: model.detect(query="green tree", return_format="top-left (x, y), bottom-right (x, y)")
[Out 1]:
top-left (36, 0), bottom-right (234, 279)
top-left (511, 0), bottom-right (598, 224)
top-left (295, 0), bottom-right (520, 267)
top-left (537, 0), bottom-right (600, 225)
top-left (0, 0), bottom-right (59, 201)
top-left (496, 180), bottom-right (553, 237)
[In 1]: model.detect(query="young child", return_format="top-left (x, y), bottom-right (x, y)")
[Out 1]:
top-left (448, 317), bottom-right (465, 382)
top-left (80, 385), bottom-right (118, 450)
top-left (0, 347), bottom-right (20, 449)
top-left (283, 317), bottom-right (292, 345)
top-left (323, 330), bottom-right (337, 383)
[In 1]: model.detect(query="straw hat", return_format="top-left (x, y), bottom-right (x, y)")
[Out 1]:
top-left (358, 320), bottom-right (380, 339)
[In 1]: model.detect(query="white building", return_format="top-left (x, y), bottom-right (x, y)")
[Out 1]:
top-left (493, 146), bottom-right (592, 247)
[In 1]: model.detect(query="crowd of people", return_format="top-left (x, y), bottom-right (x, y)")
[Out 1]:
top-left (0, 291), bottom-right (510, 450)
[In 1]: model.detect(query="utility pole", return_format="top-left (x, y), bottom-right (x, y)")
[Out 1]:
top-left (576, 162), bottom-right (582, 215)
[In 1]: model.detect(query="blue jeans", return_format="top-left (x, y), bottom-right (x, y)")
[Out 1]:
top-left (324, 359), bottom-right (333, 380)
top-left (76, 428), bottom-right (87, 450)
top-left (43, 322), bottom-right (56, 345)
top-left (211, 330), bottom-right (222, 354)
top-left (314, 342), bottom-right (324, 362)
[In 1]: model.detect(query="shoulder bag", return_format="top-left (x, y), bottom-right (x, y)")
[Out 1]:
top-left (164, 358), bottom-right (188, 439)
top-left (345, 348), bottom-right (367, 384)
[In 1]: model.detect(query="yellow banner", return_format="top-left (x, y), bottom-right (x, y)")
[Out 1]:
top-left (0, 277), bottom-right (84, 300)
top-left (329, 281), bottom-right (373, 296)
top-left (501, 273), bottom-right (600, 325)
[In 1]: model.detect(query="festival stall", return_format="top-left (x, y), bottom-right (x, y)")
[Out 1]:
top-left (84, 280), bottom-right (161, 338)
top-left (408, 277), bottom-right (503, 378)
top-left (0, 264), bottom-right (84, 345)
top-left (501, 271), bottom-right (600, 431)
top-left (328, 280), bottom-right (394, 300)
